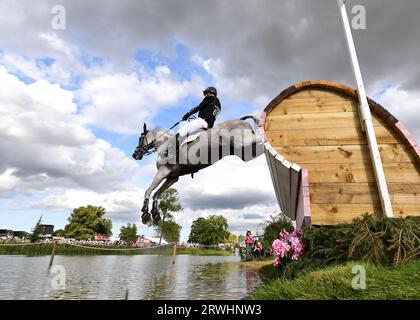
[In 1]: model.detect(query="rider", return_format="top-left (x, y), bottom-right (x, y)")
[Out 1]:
top-left (179, 86), bottom-right (221, 138)
top-left (163, 87), bottom-right (221, 160)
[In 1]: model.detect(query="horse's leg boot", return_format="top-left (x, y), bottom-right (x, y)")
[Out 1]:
top-left (141, 198), bottom-right (149, 213)
top-left (151, 200), bottom-right (161, 223)
top-left (141, 212), bottom-right (151, 224)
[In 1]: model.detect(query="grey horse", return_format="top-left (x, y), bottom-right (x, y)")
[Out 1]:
top-left (132, 115), bottom-right (263, 224)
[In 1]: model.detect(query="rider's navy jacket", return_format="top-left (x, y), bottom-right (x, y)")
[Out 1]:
top-left (187, 95), bottom-right (221, 128)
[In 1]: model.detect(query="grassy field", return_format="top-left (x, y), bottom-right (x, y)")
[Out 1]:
top-left (246, 260), bottom-right (420, 300)
top-left (0, 243), bottom-right (232, 256)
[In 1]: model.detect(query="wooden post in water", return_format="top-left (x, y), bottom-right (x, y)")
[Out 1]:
top-left (48, 241), bottom-right (57, 269)
top-left (172, 243), bottom-right (177, 265)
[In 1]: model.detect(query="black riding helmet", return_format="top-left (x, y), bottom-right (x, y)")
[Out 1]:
top-left (203, 86), bottom-right (217, 96)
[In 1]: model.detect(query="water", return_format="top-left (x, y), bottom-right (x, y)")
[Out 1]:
top-left (0, 255), bottom-right (262, 300)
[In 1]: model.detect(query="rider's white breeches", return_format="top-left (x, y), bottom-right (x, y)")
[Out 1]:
top-left (178, 117), bottom-right (208, 138)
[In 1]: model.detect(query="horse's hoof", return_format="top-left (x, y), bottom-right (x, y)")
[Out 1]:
top-left (141, 212), bottom-right (151, 224)
top-left (152, 211), bottom-right (161, 224)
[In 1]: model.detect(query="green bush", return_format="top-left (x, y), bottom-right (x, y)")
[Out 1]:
top-left (261, 214), bottom-right (294, 252)
top-left (304, 213), bottom-right (420, 267)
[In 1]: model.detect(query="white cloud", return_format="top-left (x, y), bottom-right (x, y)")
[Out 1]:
top-left (33, 187), bottom-right (144, 222)
top-left (373, 84), bottom-right (420, 143)
top-left (178, 156), bottom-right (276, 206)
top-left (78, 66), bottom-right (204, 134)
top-left (173, 155), bottom-right (278, 240)
top-left (1, 53), bottom-right (44, 80)
top-left (193, 55), bottom-right (253, 101)
top-left (0, 65), bottom-right (140, 196)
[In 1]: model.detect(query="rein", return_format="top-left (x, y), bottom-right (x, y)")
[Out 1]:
top-left (140, 121), bottom-right (180, 157)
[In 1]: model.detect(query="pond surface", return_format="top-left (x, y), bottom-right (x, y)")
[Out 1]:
top-left (0, 255), bottom-right (262, 300)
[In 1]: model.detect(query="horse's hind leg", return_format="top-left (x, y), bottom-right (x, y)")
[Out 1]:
top-left (151, 176), bottom-right (179, 224)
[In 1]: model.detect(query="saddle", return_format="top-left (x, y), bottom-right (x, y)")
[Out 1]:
top-left (162, 128), bottom-right (208, 163)
top-left (180, 128), bottom-right (208, 146)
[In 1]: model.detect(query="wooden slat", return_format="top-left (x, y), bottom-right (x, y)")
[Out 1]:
top-left (309, 183), bottom-right (420, 205)
top-left (270, 100), bottom-right (357, 115)
top-left (264, 144), bottom-right (283, 211)
top-left (265, 126), bottom-right (399, 147)
top-left (265, 112), bottom-right (385, 130)
top-left (266, 145), bottom-right (289, 216)
top-left (303, 162), bottom-right (420, 183)
top-left (274, 144), bottom-right (415, 164)
top-left (285, 89), bottom-right (348, 100)
top-left (278, 156), bottom-right (292, 217)
top-left (311, 204), bottom-right (419, 224)
top-left (289, 163), bottom-right (301, 220)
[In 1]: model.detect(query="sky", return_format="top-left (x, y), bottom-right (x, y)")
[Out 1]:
top-left (0, 0), bottom-right (419, 242)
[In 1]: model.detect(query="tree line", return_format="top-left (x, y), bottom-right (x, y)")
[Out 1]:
top-left (32, 188), bottom-right (237, 245)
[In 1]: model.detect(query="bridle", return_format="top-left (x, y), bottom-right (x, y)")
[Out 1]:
top-left (136, 121), bottom-right (181, 158)
top-left (138, 132), bottom-right (156, 156)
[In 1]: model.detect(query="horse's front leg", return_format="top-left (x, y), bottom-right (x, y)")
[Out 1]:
top-left (151, 177), bottom-right (179, 224)
top-left (141, 167), bottom-right (170, 224)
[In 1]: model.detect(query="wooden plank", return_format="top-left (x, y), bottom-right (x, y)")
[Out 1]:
top-left (289, 163), bottom-right (301, 220)
top-left (285, 89), bottom-right (348, 100)
top-left (265, 126), bottom-right (398, 147)
top-left (309, 183), bottom-right (420, 205)
top-left (311, 203), bottom-right (420, 225)
top-left (265, 112), bottom-right (385, 130)
top-left (278, 156), bottom-right (292, 218)
top-left (303, 162), bottom-right (420, 183)
top-left (266, 145), bottom-right (289, 216)
top-left (273, 144), bottom-right (415, 164)
top-left (264, 146), bottom-right (283, 212)
top-left (270, 100), bottom-right (358, 115)
top-left (295, 170), bottom-right (311, 229)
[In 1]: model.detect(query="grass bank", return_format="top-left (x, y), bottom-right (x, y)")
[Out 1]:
top-left (246, 260), bottom-right (420, 300)
top-left (0, 243), bottom-right (232, 256)
top-left (246, 214), bottom-right (420, 300)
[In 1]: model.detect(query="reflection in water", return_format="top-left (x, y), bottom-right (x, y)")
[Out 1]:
top-left (0, 255), bottom-right (262, 300)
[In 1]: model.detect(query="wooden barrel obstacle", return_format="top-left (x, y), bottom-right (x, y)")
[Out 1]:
top-left (259, 80), bottom-right (420, 229)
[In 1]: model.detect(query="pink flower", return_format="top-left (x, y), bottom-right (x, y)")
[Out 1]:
top-left (273, 256), bottom-right (282, 266)
top-left (292, 252), bottom-right (301, 260)
top-left (289, 236), bottom-right (304, 253)
top-left (278, 230), bottom-right (289, 240)
top-left (272, 228), bottom-right (304, 266)
top-left (272, 239), bottom-right (291, 258)
top-left (291, 229), bottom-right (302, 238)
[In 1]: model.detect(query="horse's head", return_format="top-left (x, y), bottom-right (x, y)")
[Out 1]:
top-left (132, 123), bottom-right (154, 161)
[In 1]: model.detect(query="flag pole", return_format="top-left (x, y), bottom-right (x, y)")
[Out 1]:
top-left (337, 0), bottom-right (393, 217)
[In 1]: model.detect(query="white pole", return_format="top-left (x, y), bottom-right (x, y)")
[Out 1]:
top-left (337, 0), bottom-right (393, 218)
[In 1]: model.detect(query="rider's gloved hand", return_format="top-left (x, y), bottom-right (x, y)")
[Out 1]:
top-left (181, 113), bottom-right (190, 121)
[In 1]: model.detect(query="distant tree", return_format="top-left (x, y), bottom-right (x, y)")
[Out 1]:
top-left (238, 235), bottom-right (245, 243)
top-left (119, 223), bottom-right (138, 242)
top-left (30, 216), bottom-right (43, 243)
top-left (160, 220), bottom-right (182, 243)
top-left (155, 188), bottom-right (183, 244)
top-left (225, 232), bottom-right (238, 244)
top-left (52, 229), bottom-right (65, 237)
top-left (64, 205), bottom-right (112, 240)
top-left (188, 215), bottom-right (229, 245)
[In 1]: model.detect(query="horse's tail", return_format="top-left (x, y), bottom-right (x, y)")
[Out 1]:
top-left (240, 115), bottom-right (259, 129)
